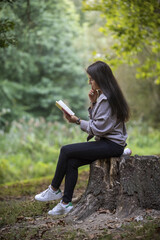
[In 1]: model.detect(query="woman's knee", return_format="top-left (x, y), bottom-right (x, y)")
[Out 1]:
top-left (60, 145), bottom-right (68, 155)
top-left (60, 144), bottom-right (73, 156)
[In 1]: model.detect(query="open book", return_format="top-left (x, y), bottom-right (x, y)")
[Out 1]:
top-left (56, 100), bottom-right (75, 116)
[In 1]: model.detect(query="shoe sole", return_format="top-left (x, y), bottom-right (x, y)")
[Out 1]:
top-left (48, 212), bottom-right (64, 216)
top-left (48, 210), bottom-right (72, 216)
top-left (35, 195), bottom-right (62, 202)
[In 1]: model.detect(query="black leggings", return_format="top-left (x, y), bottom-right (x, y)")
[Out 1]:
top-left (51, 139), bottom-right (124, 203)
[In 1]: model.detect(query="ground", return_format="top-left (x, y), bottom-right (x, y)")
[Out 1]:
top-left (0, 171), bottom-right (160, 240)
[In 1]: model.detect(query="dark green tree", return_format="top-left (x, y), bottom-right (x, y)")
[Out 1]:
top-left (0, 0), bottom-right (87, 129)
top-left (0, 0), bottom-right (17, 48)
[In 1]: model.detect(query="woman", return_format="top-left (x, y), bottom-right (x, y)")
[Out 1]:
top-left (35, 61), bottom-right (130, 216)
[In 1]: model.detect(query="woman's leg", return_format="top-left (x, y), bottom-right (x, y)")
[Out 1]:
top-left (52, 139), bottom-right (124, 203)
top-left (62, 158), bottom-right (90, 203)
top-left (51, 146), bottom-right (69, 190)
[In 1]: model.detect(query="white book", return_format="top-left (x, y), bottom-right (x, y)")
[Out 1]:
top-left (56, 100), bottom-right (75, 116)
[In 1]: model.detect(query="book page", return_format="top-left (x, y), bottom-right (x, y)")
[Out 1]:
top-left (56, 100), bottom-right (75, 116)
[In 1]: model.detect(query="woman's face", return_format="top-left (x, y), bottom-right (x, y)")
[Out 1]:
top-left (88, 74), bottom-right (100, 91)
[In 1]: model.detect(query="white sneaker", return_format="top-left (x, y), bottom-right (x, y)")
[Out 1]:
top-left (35, 185), bottom-right (62, 202)
top-left (121, 148), bottom-right (132, 156)
top-left (48, 200), bottom-right (73, 216)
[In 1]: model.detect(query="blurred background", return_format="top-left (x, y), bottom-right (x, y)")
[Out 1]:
top-left (0, 0), bottom-right (160, 184)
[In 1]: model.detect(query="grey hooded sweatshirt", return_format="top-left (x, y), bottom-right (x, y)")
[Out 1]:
top-left (80, 93), bottom-right (127, 147)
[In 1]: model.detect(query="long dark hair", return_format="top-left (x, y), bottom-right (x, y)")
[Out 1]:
top-left (87, 61), bottom-right (130, 122)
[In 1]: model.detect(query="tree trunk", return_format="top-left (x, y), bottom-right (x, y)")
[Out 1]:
top-left (69, 155), bottom-right (160, 220)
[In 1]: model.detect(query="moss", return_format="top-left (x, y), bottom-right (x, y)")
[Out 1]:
top-left (0, 170), bottom-right (89, 200)
top-left (0, 176), bottom-right (53, 199)
top-left (120, 219), bottom-right (160, 240)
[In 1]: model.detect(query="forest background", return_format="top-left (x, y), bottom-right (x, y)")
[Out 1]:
top-left (0, 0), bottom-right (160, 184)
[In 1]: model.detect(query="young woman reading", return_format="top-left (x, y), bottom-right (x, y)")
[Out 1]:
top-left (35, 61), bottom-right (131, 216)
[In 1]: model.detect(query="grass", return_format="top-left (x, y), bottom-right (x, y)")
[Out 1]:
top-left (97, 220), bottom-right (160, 240)
top-left (0, 200), bottom-right (55, 227)
top-left (0, 224), bottom-right (89, 240)
top-left (0, 118), bottom-right (159, 185)
top-left (0, 171), bottom-right (90, 240)
top-left (120, 220), bottom-right (160, 240)
top-left (0, 176), bottom-right (53, 200)
top-left (127, 120), bottom-right (160, 156)
top-left (0, 170), bottom-right (89, 227)
top-left (0, 119), bottom-right (88, 184)
top-left (0, 171), bottom-right (160, 240)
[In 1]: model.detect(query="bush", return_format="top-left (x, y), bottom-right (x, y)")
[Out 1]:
top-left (127, 120), bottom-right (160, 155)
top-left (0, 118), bottom-right (159, 184)
top-left (0, 118), bottom-right (86, 184)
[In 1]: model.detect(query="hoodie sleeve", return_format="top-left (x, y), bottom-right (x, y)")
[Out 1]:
top-left (80, 100), bottom-right (116, 137)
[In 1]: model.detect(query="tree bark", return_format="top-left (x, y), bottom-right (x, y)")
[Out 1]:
top-left (69, 155), bottom-right (160, 220)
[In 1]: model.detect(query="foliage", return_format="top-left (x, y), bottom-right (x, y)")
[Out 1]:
top-left (0, 0), bottom-right (88, 129)
top-left (0, 118), bottom-right (87, 184)
top-left (127, 120), bottom-right (160, 155)
top-left (116, 64), bottom-right (160, 127)
top-left (0, 118), bottom-right (159, 184)
top-left (83, 0), bottom-right (160, 84)
top-left (0, 0), bottom-right (17, 48)
top-left (0, 0), bottom-right (160, 131)
top-left (83, 0), bottom-right (160, 126)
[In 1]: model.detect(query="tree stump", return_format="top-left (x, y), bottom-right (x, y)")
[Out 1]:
top-left (69, 155), bottom-right (160, 220)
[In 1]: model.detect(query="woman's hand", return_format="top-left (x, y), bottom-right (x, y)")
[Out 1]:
top-left (88, 89), bottom-right (98, 103)
top-left (63, 113), bottom-right (79, 124)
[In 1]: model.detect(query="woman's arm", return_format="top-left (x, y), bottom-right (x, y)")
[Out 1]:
top-left (80, 100), bottom-right (117, 136)
top-left (63, 98), bottom-right (116, 137)
top-left (63, 89), bottom-right (98, 125)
